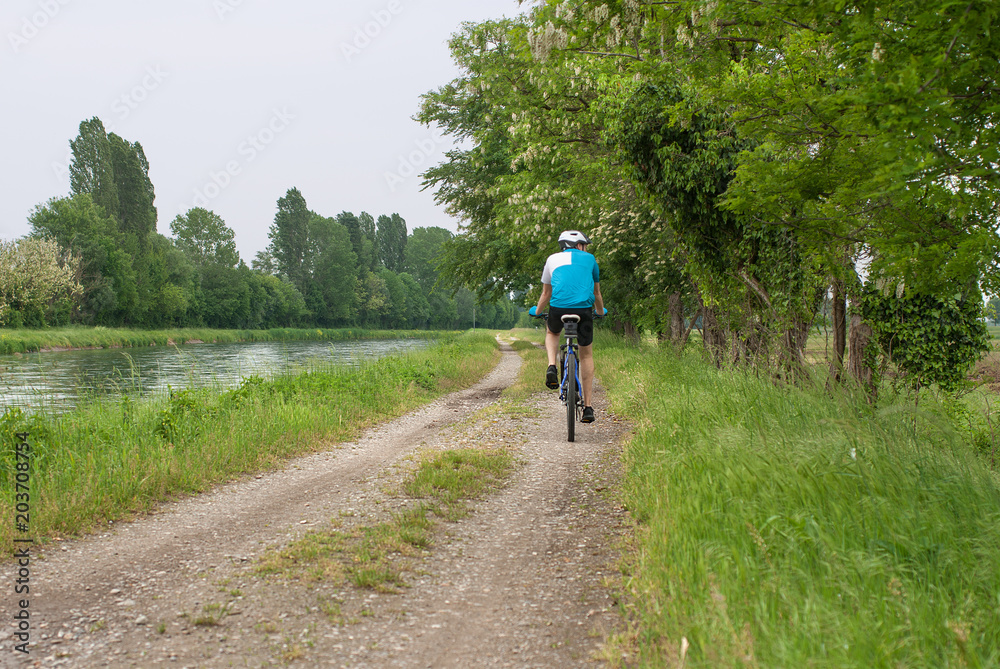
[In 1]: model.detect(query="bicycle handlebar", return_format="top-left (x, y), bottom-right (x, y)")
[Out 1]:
top-left (529, 309), bottom-right (607, 319)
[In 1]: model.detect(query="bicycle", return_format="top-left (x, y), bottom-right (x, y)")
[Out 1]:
top-left (530, 310), bottom-right (603, 442)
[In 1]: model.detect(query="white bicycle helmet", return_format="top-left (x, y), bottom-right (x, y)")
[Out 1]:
top-left (558, 230), bottom-right (592, 250)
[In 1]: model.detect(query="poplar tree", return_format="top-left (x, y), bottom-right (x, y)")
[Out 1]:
top-left (267, 188), bottom-right (312, 291)
top-left (108, 133), bottom-right (156, 242)
top-left (376, 213), bottom-right (407, 272)
top-left (69, 117), bottom-right (119, 222)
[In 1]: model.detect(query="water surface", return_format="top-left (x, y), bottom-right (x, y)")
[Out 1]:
top-left (0, 338), bottom-right (430, 413)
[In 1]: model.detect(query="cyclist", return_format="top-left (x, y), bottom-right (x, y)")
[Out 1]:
top-left (532, 230), bottom-right (605, 424)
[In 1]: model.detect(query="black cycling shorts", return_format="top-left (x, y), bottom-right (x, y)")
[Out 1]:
top-left (547, 307), bottom-right (595, 347)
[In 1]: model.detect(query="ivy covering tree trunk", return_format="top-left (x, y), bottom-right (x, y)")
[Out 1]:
top-left (848, 313), bottom-right (875, 399)
top-left (829, 279), bottom-right (847, 385)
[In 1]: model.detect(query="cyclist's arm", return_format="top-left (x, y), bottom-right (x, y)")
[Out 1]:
top-left (536, 283), bottom-right (552, 314)
top-left (593, 282), bottom-right (605, 316)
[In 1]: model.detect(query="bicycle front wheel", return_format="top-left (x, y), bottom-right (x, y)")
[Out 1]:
top-left (565, 351), bottom-right (576, 442)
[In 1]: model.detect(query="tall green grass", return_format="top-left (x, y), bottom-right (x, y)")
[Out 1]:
top-left (0, 326), bottom-right (444, 355)
top-left (597, 334), bottom-right (1000, 667)
top-left (0, 332), bottom-right (499, 552)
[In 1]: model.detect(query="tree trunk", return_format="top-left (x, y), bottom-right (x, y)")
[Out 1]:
top-left (668, 292), bottom-right (684, 345)
top-left (780, 316), bottom-right (810, 382)
top-left (828, 280), bottom-right (847, 384)
top-left (701, 305), bottom-right (727, 366)
top-left (848, 312), bottom-right (876, 400)
top-left (623, 320), bottom-right (640, 346)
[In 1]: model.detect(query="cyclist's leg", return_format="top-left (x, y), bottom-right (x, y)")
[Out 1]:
top-left (544, 309), bottom-right (565, 367)
top-left (576, 309), bottom-right (596, 408)
top-left (545, 329), bottom-right (560, 367)
top-left (579, 343), bottom-right (594, 406)
top-left (544, 316), bottom-right (562, 389)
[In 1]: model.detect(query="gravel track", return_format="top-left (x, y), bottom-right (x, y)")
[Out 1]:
top-left (0, 340), bottom-right (630, 668)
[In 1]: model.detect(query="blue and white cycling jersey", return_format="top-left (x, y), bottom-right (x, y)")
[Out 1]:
top-left (541, 248), bottom-right (600, 309)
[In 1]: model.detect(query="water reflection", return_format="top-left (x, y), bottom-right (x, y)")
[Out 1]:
top-left (0, 338), bottom-right (430, 413)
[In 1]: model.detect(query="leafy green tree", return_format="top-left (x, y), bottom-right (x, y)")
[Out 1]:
top-left (399, 272), bottom-right (430, 328)
top-left (378, 269), bottom-right (408, 328)
top-left (481, 295), bottom-right (519, 329)
top-left (267, 188), bottom-right (312, 291)
top-left (404, 226), bottom-right (452, 291)
top-left (66, 118), bottom-right (161, 324)
top-left (355, 271), bottom-right (389, 327)
top-left (155, 236), bottom-right (197, 326)
top-left (417, 5), bottom-right (997, 384)
top-left (264, 196), bottom-right (365, 326)
top-left (70, 118), bottom-right (157, 245)
top-left (170, 208), bottom-right (240, 268)
top-left (453, 288), bottom-right (475, 329)
top-left (108, 133), bottom-right (157, 243)
top-left (987, 297), bottom-right (1000, 327)
top-left (416, 19), bottom-right (536, 302)
top-left (309, 214), bottom-right (358, 325)
top-left (860, 286), bottom-right (989, 392)
top-left (359, 212), bottom-right (376, 250)
top-left (376, 214), bottom-right (407, 272)
top-left (251, 250), bottom-right (277, 275)
top-left (69, 118), bottom-right (119, 223)
top-left (198, 263), bottom-right (252, 328)
top-left (133, 233), bottom-right (190, 327)
top-left (29, 195), bottom-right (138, 324)
top-left (608, 81), bottom-right (825, 364)
top-left (650, 0), bottom-right (1000, 290)
top-left (575, 0), bottom-right (996, 375)
top-left (157, 282), bottom-right (190, 326)
top-left (416, 18), bottom-right (679, 341)
top-left (427, 291), bottom-right (458, 329)
top-left (255, 274), bottom-right (309, 327)
top-left (337, 211), bottom-right (376, 272)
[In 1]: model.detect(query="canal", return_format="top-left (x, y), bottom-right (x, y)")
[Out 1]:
top-left (0, 338), bottom-right (431, 413)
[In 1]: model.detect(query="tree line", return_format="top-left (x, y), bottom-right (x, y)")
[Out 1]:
top-left (0, 117), bottom-right (519, 331)
top-left (419, 2), bottom-right (1000, 394)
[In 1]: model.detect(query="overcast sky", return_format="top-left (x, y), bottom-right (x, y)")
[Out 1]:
top-left (1, 0), bottom-right (524, 262)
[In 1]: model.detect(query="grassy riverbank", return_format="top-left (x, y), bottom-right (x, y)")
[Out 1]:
top-left (0, 332), bottom-right (500, 552)
top-left (597, 334), bottom-right (1000, 667)
top-left (0, 326), bottom-right (441, 355)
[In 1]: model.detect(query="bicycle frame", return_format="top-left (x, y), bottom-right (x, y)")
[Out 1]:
top-left (558, 321), bottom-right (583, 413)
top-left (532, 310), bottom-right (598, 443)
top-left (557, 315), bottom-right (584, 442)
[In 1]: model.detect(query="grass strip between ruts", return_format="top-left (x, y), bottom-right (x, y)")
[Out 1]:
top-left (255, 447), bottom-right (516, 594)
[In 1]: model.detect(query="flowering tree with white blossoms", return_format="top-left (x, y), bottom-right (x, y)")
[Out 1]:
top-left (421, 0), bottom-right (998, 385)
top-left (0, 237), bottom-right (83, 327)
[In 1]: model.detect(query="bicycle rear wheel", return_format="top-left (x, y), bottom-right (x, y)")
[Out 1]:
top-left (565, 351), bottom-right (576, 442)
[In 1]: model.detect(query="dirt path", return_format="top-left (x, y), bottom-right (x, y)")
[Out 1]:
top-left (1, 341), bottom-right (630, 668)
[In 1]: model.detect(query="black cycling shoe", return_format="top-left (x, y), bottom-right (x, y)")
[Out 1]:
top-left (545, 365), bottom-right (559, 389)
top-left (581, 406), bottom-right (595, 423)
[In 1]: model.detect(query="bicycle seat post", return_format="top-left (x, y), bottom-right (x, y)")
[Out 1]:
top-left (561, 314), bottom-right (581, 340)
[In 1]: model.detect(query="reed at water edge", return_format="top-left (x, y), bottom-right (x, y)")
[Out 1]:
top-left (0, 326), bottom-right (443, 355)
